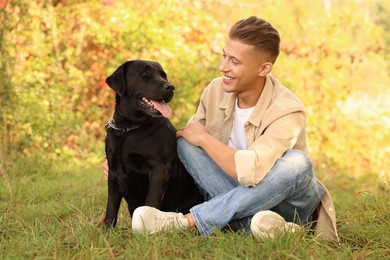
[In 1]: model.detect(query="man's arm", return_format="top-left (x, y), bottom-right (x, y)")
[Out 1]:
top-left (176, 122), bottom-right (238, 180)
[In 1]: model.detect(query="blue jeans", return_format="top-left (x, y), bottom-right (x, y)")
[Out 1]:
top-left (177, 138), bottom-right (325, 236)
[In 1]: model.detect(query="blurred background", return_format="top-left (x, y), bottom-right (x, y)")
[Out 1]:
top-left (0, 0), bottom-right (389, 183)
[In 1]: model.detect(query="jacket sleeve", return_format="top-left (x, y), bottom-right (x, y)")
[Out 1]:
top-left (235, 109), bottom-right (306, 187)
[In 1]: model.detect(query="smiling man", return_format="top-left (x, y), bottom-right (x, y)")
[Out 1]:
top-left (131, 16), bottom-right (338, 241)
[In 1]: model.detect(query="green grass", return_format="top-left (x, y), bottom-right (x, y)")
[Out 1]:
top-left (0, 159), bottom-right (389, 259)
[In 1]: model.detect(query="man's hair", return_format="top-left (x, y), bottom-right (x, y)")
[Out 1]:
top-left (229, 16), bottom-right (280, 63)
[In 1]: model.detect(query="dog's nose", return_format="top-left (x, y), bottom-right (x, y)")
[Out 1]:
top-left (163, 84), bottom-right (175, 92)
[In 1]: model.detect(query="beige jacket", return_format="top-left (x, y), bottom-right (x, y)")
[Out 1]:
top-left (190, 76), bottom-right (338, 240)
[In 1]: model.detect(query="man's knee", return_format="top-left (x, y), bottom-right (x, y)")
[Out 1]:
top-left (177, 137), bottom-right (200, 162)
top-left (281, 150), bottom-right (313, 177)
top-left (278, 150), bottom-right (314, 183)
top-left (177, 137), bottom-right (190, 156)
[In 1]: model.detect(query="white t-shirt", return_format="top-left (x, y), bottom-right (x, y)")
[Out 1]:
top-left (228, 98), bottom-right (255, 150)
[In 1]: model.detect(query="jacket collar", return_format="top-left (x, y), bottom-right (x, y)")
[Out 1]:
top-left (219, 75), bottom-right (274, 127)
top-left (219, 91), bottom-right (236, 119)
top-left (248, 75), bottom-right (274, 127)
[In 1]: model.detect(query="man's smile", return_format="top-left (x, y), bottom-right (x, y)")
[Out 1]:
top-left (223, 75), bottom-right (235, 83)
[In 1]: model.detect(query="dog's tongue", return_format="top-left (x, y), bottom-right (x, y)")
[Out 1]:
top-left (150, 100), bottom-right (172, 118)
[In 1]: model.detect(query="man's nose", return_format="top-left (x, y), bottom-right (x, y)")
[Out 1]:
top-left (219, 58), bottom-right (228, 72)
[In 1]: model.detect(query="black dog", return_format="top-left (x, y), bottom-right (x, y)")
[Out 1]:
top-left (103, 60), bottom-right (203, 227)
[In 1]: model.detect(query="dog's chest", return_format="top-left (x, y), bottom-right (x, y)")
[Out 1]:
top-left (107, 125), bottom-right (176, 167)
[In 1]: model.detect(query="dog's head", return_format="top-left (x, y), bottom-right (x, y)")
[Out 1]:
top-left (106, 60), bottom-right (174, 119)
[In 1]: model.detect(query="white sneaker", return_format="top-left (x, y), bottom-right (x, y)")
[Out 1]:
top-left (132, 206), bottom-right (189, 235)
top-left (250, 210), bottom-right (300, 239)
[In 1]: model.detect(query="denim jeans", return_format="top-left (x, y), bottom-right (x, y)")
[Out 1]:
top-left (177, 137), bottom-right (325, 236)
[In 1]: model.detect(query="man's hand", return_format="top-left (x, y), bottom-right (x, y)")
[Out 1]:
top-left (176, 122), bottom-right (209, 146)
top-left (103, 160), bottom-right (109, 181)
top-left (177, 121), bottom-right (238, 180)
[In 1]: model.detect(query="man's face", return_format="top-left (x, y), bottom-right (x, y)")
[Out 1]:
top-left (219, 39), bottom-right (267, 96)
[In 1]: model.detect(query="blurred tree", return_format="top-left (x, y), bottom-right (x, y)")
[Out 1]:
top-left (375, 1), bottom-right (390, 58)
top-left (0, 0), bottom-right (221, 164)
top-left (0, 0), bottom-right (388, 181)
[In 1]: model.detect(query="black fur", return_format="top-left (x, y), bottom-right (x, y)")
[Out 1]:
top-left (103, 60), bottom-right (203, 227)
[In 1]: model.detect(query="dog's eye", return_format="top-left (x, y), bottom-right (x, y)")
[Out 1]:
top-left (161, 71), bottom-right (168, 80)
top-left (141, 71), bottom-right (150, 77)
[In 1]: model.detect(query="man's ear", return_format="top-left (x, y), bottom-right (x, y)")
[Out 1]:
top-left (258, 62), bottom-right (273, 77)
top-left (106, 61), bottom-right (130, 96)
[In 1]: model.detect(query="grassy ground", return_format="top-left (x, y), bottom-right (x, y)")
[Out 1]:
top-left (0, 159), bottom-right (389, 259)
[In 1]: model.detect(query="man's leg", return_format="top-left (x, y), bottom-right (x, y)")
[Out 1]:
top-left (132, 138), bottom-right (238, 235)
top-left (133, 140), bottom-right (324, 236)
top-left (188, 149), bottom-right (325, 236)
top-left (177, 137), bottom-right (239, 201)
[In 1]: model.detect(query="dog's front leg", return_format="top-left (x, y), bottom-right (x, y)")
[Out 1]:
top-left (104, 173), bottom-right (123, 228)
top-left (144, 166), bottom-right (169, 209)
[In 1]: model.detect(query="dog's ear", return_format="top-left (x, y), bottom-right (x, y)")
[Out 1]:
top-left (106, 61), bottom-right (130, 96)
